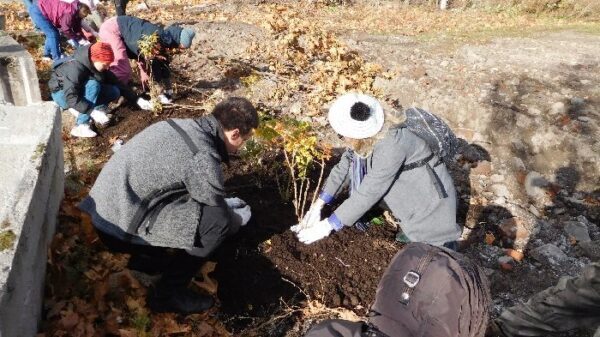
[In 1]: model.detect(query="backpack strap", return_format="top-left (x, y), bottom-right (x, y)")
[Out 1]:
top-left (402, 152), bottom-right (435, 171)
top-left (362, 323), bottom-right (392, 337)
top-left (402, 152), bottom-right (448, 199)
top-left (398, 246), bottom-right (438, 305)
top-left (167, 119), bottom-right (199, 155)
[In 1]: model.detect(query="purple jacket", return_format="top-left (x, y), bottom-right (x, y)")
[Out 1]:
top-left (38, 0), bottom-right (83, 40)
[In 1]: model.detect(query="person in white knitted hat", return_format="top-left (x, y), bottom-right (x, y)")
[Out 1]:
top-left (292, 93), bottom-right (461, 248)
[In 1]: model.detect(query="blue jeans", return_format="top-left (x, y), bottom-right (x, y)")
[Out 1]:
top-left (28, 3), bottom-right (61, 60)
top-left (51, 79), bottom-right (120, 125)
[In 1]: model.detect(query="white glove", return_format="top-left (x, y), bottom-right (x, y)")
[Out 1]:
top-left (78, 39), bottom-right (91, 46)
top-left (225, 197), bottom-right (247, 209)
top-left (297, 218), bottom-right (334, 244)
top-left (136, 97), bottom-right (153, 110)
top-left (232, 204), bottom-right (251, 226)
top-left (158, 94), bottom-right (172, 104)
top-left (90, 109), bottom-right (110, 126)
top-left (67, 39), bottom-right (79, 48)
top-left (290, 199), bottom-right (325, 233)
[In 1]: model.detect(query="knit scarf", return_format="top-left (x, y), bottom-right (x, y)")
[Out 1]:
top-left (350, 153), bottom-right (368, 195)
top-left (350, 153), bottom-right (369, 231)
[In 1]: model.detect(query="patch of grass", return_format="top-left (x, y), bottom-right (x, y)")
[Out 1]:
top-left (31, 143), bottom-right (46, 161)
top-left (0, 230), bottom-right (16, 251)
top-left (240, 72), bottom-right (262, 87)
top-left (131, 312), bottom-right (151, 336)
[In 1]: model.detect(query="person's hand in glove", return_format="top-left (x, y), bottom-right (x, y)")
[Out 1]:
top-left (231, 204), bottom-right (251, 226)
top-left (136, 97), bottom-right (153, 110)
top-left (158, 93), bottom-right (172, 104)
top-left (78, 39), bottom-right (91, 46)
top-left (290, 199), bottom-right (325, 233)
top-left (297, 218), bottom-right (334, 244)
top-left (225, 197), bottom-right (247, 209)
top-left (67, 39), bottom-right (79, 48)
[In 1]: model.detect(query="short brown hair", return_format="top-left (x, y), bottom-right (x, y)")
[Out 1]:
top-left (212, 97), bottom-right (258, 136)
top-left (78, 3), bottom-right (91, 16)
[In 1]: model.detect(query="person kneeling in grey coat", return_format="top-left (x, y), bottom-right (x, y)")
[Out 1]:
top-left (293, 93), bottom-right (461, 248)
top-left (79, 97), bottom-right (259, 314)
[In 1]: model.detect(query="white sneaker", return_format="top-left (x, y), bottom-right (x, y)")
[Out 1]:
top-left (70, 124), bottom-right (97, 138)
top-left (90, 109), bottom-right (110, 126)
top-left (158, 94), bottom-right (172, 104)
top-left (67, 108), bottom-right (80, 118)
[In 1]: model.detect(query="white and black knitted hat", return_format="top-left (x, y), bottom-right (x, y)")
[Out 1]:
top-left (328, 93), bottom-right (384, 139)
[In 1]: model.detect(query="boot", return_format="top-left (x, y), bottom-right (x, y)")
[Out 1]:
top-left (127, 253), bottom-right (170, 275)
top-left (147, 286), bottom-right (214, 314)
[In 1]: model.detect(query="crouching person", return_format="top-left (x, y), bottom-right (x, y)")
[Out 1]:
top-left (98, 15), bottom-right (196, 102)
top-left (79, 97), bottom-right (259, 314)
top-left (49, 41), bottom-right (150, 138)
top-left (306, 242), bottom-right (491, 337)
top-left (293, 93), bottom-right (461, 248)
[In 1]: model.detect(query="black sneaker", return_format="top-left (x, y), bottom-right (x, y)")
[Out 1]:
top-left (147, 287), bottom-right (214, 314)
top-left (127, 254), bottom-right (168, 275)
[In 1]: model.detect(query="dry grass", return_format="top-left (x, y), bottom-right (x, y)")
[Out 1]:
top-left (312, 2), bottom-right (600, 42)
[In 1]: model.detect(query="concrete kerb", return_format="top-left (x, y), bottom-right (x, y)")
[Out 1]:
top-left (0, 34), bottom-right (42, 106)
top-left (0, 102), bottom-right (64, 337)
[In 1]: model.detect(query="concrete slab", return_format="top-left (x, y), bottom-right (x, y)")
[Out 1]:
top-left (0, 34), bottom-right (41, 106)
top-left (0, 102), bottom-right (63, 337)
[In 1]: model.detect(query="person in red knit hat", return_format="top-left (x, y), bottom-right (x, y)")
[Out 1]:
top-left (49, 42), bottom-right (152, 138)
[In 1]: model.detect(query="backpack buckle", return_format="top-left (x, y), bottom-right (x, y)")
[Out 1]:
top-left (403, 271), bottom-right (420, 288)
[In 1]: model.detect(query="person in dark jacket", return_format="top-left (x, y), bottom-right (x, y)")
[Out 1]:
top-left (79, 97), bottom-right (259, 314)
top-left (292, 93), bottom-right (461, 248)
top-left (305, 243), bottom-right (490, 337)
top-left (48, 41), bottom-right (150, 138)
top-left (487, 262), bottom-right (600, 337)
top-left (98, 15), bottom-right (195, 103)
top-left (28, 0), bottom-right (91, 61)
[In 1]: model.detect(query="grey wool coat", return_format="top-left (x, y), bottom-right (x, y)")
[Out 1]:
top-left (80, 115), bottom-right (239, 255)
top-left (322, 127), bottom-right (461, 246)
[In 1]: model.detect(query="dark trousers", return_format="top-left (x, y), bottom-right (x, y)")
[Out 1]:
top-left (96, 230), bottom-right (204, 289)
top-left (497, 262), bottom-right (600, 336)
top-left (114, 0), bottom-right (128, 15)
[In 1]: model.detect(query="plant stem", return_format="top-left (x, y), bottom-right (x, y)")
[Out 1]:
top-left (311, 157), bottom-right (326, 206)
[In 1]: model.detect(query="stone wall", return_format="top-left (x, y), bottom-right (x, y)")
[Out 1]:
top-left (0, 34), bottom-right (63, 337)
top-left (0, 34), bottom-right (42, 106)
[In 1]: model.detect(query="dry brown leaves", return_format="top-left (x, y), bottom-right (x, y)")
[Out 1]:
top-left (244, 5), bottom-right (384, 115)
top-left (43, 195), bottom-right (230, 336)
top-left (1, 3), bottom-right (33, 33)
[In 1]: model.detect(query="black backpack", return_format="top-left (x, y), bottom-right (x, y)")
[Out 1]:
top-left (305, 243), bottom-right (491, 337)
top-left (395, 107), bottom-right (458, 199)
top-left (401, 107), bottom-right (459, 169)
top-left (368, 243), bottom-right (490, 337)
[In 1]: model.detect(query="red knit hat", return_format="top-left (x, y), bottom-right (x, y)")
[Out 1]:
top-left (90, 42), bottom-right (114, 63)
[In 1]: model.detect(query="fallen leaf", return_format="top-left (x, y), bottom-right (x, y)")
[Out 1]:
top-left (59, 310), bottom-right (79, 330)
top-left (118, 329), bottom-right (137, 337)
top-left (192, 261), bottom-right (219, 294)
top-left (484, 232), bottom-right (495, 245)
top-left (504, 248), bottom-right (524, 262)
